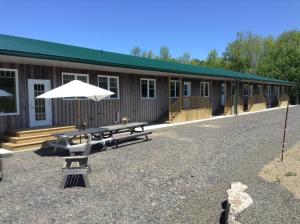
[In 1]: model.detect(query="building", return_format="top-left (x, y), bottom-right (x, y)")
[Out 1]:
top-left (0, 34), bottom-right (292, 149)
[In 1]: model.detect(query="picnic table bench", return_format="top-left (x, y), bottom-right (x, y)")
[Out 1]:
top-left (50, 127), bottom-right (112, 154)
top-left (103, 122), bottom-right (152, 148)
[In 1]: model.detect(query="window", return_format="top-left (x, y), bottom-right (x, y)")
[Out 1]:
top-left (267, 86), bottom-right (271, 96)
top-left (0, 68), bottom-right (19, 115)
top-left (62, 72), bottom-right (89, 100)
top-left (200, 81), bottom-right (210, 97)
top-left (281, 86), bottom-right (287, 95)
top-left (62, 72), bottom-right (89, 84)
top-left (274, 86), bottom-right (279, 96)
top-left (243, 85), bottom-right (249, 96)
top-left (98, 75), bottom-right (119, 99)
top-left (255, 85), bottom-right (263, 95)
top-left (141, 78), bottom-right (156, 99)
top-left (170, 80), bottom-right (180, 98)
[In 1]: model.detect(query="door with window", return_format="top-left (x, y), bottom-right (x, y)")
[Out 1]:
top-left (221, 83), bottom-right (225, 106)
top-left (28, 79), bottom-right (52, 127)
top-left (243, 84), bottom-right (249, 111)
top-left (183, 82), bottom-right (191, 108)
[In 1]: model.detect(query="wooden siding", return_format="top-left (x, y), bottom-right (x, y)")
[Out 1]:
top-left (0, 62), bottom-right (169, 134)
top-left (0, 60), bottom-right (290, 135)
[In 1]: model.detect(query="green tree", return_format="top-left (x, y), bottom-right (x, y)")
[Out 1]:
top-left (146, 50), bottom-right (155, 59)
top-left (190, 58), bottom-right (205, 66)
top-left (178, 52), bottom-right (191, 64)
top-left (130, 46), bottom-right (141, 57)
top-left (257, 30), bottom-right (300, 82)
top-left (223, 32), bottom-right (266, 73)
top-left (159, 46), bottom-right (171, 61)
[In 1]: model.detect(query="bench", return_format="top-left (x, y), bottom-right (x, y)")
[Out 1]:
top-left (113, 131), bottom-right (152, 148)
top-left (61, 155), bottom-right (91, 188)
top-left (0, 148), bottom-right (14, 181)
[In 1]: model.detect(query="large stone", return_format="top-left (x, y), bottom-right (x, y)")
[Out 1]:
top-left (226, 182), bottom-right (253, 224)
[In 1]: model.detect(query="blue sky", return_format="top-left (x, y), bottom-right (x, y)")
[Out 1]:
top-left (1, 0), bottom-right (299, 59)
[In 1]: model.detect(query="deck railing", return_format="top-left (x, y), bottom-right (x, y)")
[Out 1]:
top-left (182, 96), bottom-right (211, 109)
top-left (249, 95), bottom-right (266, 104)
top-left (169, 96), bottom-right (211, 121)
top-left (248, 94), bottom-right (266, 110)
top-left (280, 94), bottom-right (289, 102)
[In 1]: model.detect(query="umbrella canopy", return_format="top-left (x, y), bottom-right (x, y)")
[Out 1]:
top-left (36, 80), bottom-right (115, 131)
top-left (0, 89), bottom-right (12, 97)
top-left (36, 80), bottom-right (114, 101)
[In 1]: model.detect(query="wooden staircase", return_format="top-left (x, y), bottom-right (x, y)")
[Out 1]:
top-left (224, 106), bottom-right (232, 115)
top-left (1, 126), bottom-right (76, 151)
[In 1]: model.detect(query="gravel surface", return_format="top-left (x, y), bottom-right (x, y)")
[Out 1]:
top-left (1, 106), bottom-right (300, 224)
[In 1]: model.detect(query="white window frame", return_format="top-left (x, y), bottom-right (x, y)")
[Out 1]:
top-left (170, 80), bottom-right (180, 98)
top-left (0, 68), bottom-right (19, 116)
top-left (97, 75), bottom-right (120, 99)
top-left (257, 85), bottom-right (262, 95)
top-left (62, 72), bottom-right (89, 84)
top-left (140, 78), bottom-right (156, 99)
top-left (200, 81), bottom-right (210, 97)
top-left (61, 72), bottom-right (89, 100)
top-left (267, 86), bottom-right (271, 96)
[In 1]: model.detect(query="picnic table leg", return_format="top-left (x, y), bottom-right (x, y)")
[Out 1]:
top-left (0, 159), bottom-right (3, 181)
top-left (60, 173), bottom-right (68, 189)
top-left (82, 174), bottom-right (91, 188)
top-left (53, 139), bottom-right (59, 153)
top-left (114, 139), bottom-right (118, 148)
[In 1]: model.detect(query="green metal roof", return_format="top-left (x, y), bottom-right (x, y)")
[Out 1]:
top-left (0, 34), bottom-right (293, 85)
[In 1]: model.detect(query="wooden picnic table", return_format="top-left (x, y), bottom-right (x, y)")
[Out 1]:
top-left (103, 122), bottom-right (147, 135)
top-left (51, 127), bottom-right (108, 152)
top-left (102, 122), bottom-right (151, 148)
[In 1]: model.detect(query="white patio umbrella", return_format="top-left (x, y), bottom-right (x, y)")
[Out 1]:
top-left (36, 80), bottom-right (114, 129)
top-left (0, 89), bottom-right (12, 97)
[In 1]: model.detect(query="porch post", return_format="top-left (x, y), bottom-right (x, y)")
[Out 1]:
top-left (179, 76), bottom-right (182, 111)
top-left (168, 76), bottom-right (171, 122)
top-left (234, 80), bottom-right (238, 115)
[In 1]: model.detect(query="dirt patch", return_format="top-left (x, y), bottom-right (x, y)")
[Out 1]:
top-left (260, 143), bottom-right (300, 199)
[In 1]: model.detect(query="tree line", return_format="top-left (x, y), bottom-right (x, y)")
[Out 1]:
top-left (130, 30), bottom-right (300, 98)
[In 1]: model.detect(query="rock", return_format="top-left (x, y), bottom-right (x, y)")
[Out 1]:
top-left (226, 182), bottom-right (253, 224)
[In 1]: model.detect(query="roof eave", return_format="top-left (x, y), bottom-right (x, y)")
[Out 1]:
top-left (0, 49), bottom-right (294, 85)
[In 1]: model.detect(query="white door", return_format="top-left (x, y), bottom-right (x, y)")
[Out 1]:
top-left (184, 82), bottom-right (191, 96)
top-left (28, 79), bottom-right (52, 127)
top-left (183, 82), bottom-right (191, 108)
top-left (221, 83), bottom-right (225, 106)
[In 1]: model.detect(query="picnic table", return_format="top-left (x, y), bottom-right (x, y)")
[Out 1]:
top-left (50, 127), bottom-right (109, 153)
top-left (102, 122), bottom-right (152, 147)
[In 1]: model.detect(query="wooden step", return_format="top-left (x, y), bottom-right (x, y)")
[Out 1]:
top-left (1, 140), bottom-right (51, 151)
top-left (14, 126), bottom-right (76, 137)
top-left (8, 134), bottom-right (57, 144)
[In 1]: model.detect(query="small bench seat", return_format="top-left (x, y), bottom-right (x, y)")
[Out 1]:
top-left (0, 148), bottom-right (13, 158)
top-left (113, 131), bottom-right (152, 148)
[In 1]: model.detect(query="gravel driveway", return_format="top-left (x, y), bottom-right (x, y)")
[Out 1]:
top-left (1, 106), bottom-right (300, 224)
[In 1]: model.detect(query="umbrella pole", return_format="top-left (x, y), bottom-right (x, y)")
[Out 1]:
top-left (76, 97), bottom-right (82, 143)
top-left (281, 98), bottom-right (290, 162)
